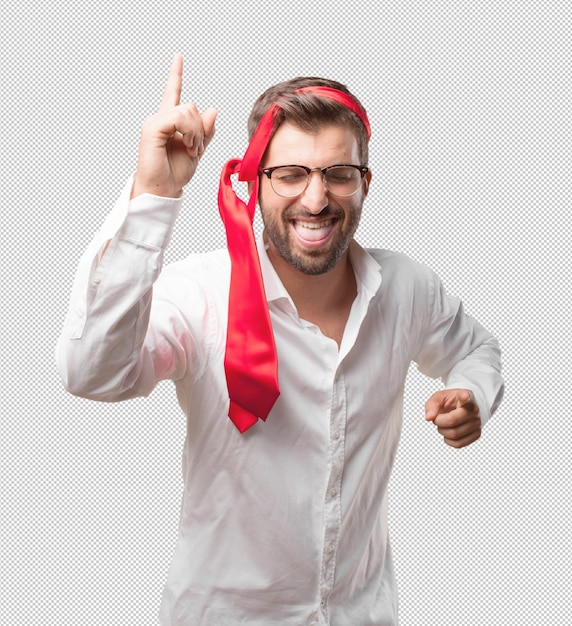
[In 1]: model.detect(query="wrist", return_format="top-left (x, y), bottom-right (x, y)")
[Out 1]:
top-left (130, 174), bottom-right (182, 200)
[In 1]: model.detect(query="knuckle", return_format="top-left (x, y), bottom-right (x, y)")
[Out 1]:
top-left (180, 102), bottom-right (199, 118)
top-left (446, 439), bottom-right (463, 449)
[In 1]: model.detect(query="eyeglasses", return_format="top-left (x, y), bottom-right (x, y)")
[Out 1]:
top-left (259, 164), bottom-right (369, 198)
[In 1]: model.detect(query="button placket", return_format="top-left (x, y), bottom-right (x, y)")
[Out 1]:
top-left (319, 366), bottom-right (347, 619)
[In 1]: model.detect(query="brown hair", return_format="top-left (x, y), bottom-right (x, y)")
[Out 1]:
top-left (247, 77), bottom-right (369, 164)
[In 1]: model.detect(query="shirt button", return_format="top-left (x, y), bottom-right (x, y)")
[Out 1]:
top-left (328, 544), bottom-right (335, 553)
top-left (333, 430), bottom-right (340, 439)
top-left (330, 487), bottom-right (337, 498)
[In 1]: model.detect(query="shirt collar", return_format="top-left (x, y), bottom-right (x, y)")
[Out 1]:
top-left (256, 233), bottom-right (290, 303)
top-left (348, 240), bottom-right (383, 299)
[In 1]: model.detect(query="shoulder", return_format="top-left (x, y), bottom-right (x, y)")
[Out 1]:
top-left (155, 248), bottom-right (230, 300)
top-left (363, 247), bottom-right (443, 312)
top-left (162, 248), bottom-right (229, 278)
top-left (366, 248), bottom-right (434, 282)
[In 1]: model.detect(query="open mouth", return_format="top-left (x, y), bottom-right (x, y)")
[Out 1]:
top-left (291, 218), bottom-right (338, 247)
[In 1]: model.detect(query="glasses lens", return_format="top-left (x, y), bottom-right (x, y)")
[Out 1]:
top-left (324, 166), bottom-right (362, 196)
top-left (270, 166), bottom-right (308, 197)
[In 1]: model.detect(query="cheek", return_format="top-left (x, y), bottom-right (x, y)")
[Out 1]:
top-left (341, 196), bottom-right (363, 218)
top-left (259, 189), bottom-right (292, 220)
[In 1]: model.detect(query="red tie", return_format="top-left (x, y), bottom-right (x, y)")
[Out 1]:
top-left (218, 160), bottom-right (279, 432)
top-left (217, 87), bottom-right (371, 433)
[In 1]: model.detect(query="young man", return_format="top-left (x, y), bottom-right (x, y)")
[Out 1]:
top-left (56, 54), bottom-right (504, 625)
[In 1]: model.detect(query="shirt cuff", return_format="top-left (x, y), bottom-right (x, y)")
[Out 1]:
top-left (98, 175), bottom-right (184, 251)
top-left (120, 189), bottom-right (183, 250)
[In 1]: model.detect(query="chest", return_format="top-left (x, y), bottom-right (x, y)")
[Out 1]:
top-left (271, 296), bottom-right (415, 417)
top-left (296, 303), bottom-right (353, 348)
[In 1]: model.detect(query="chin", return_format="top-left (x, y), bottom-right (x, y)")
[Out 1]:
top-left (287, 247), bottom-right (346, 275)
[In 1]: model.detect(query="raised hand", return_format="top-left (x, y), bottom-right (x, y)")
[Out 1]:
top-left (131, 53), bottom-right (217, 199)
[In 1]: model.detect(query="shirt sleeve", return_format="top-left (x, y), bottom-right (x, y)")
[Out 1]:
top-left (413, 266), bottom-right (504, 426)
top-left (55, 177), bottom-right (186, 401)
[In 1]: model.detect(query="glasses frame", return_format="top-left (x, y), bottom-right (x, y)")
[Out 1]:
top-left (259, 164), bottom-right (370, 198)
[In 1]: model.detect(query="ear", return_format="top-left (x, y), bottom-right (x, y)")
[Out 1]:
top-left (362, 169), bottom-right (372, 196)
top-left (247, 180), bottom-right (254, 196)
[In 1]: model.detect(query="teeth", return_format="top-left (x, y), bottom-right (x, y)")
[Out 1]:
top-left (297, 219), bottom-right (333, 230)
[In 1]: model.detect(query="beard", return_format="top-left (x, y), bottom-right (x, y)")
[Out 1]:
top-left (260, 202), bottom-right (362, 276)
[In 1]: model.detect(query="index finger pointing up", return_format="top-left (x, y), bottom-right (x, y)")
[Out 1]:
top-left (159, 53), bottom-right (183, 110)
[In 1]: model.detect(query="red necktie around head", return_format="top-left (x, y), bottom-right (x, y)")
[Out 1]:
top-left (217, 86), bottom-right (371, 433)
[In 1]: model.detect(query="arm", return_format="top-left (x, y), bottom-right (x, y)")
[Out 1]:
top-left (414, 268), bottom-right (504, 448)
top-left (56, 54), bottom-right (217, 400)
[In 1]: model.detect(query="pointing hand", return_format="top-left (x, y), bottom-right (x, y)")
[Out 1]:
top-left (425, 389), bottom-right (481, 448)
top-left (132, 53), bottom-right (217, 199)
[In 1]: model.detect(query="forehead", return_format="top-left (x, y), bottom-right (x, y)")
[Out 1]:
top-left (262, 122), bottom-right (360, 167)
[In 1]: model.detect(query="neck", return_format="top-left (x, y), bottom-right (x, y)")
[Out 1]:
top-left (265, 237), bottom-right (357, 346)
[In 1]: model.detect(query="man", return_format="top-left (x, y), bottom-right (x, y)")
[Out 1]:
top-left (56, 54), bottom-right (504, 625)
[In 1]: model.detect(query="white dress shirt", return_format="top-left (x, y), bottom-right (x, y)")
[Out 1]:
top-left (56, 179), bottom-right (504, 626)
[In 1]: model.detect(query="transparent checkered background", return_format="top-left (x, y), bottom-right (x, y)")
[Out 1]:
top-left (2, 1), bottom-right (570, 624)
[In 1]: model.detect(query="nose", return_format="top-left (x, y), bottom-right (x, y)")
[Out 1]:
top-left (300, 169), bottom-right (328, 214)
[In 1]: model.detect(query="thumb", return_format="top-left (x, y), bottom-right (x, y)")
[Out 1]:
top-left (201, 107), bottom-right (218, 148)
top-left (424, 389), bottom-right (462, 421)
